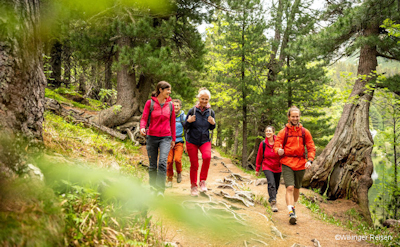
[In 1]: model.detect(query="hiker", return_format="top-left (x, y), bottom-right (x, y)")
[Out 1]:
top-left (140, 81), bottom-right (176, 198)
top-left (255, 126), bottom-right (281, 212)
top-left (274, 106), bottom-right (316, 225)
top-left (184, 87), bottom-right (216, 197)
top-left (166, 99), bottom-right (186, 188)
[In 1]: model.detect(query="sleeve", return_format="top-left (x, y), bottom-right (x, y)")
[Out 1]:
top-left (171, 103), bottom-right (176, 142)
top-left (255, 142), bottom-right (263, 172)
top-left (305, 129), bottom-right (316, 161)
top-left (209, 109), bottom-right (216, 130)
top-left (183, 108), bottom-right (192, 130)
top-left (140, 100), bottom-right (151, 129)
top-left (273, 129), bottom-right (285, 155)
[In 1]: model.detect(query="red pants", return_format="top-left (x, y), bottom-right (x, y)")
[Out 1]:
top-left (167, 142), bottom-right (184, 181)
top-left (187, 142), bottom-right (211, 187)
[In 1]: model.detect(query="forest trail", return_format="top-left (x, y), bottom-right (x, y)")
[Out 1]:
top-left (141, 148), bottom-right (374, 247)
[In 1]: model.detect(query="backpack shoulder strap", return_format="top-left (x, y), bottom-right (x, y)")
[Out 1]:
top-left (169, 101), bottom-right (173, 118)
top-left (261, 140), bottom-right (266, 164)
top-left (180, 112), bottom-right (184, 123)
top-left (147, 99), bottom-right (155, 128)
top-left (282, 126), bottom-right (289, 148)
top-left (191, 106), bottom-right (197, 115)
top-left (302, 127), bottom-right (306, 147)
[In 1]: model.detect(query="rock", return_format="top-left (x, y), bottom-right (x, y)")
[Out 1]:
top-left (212, 155), bottom-right (223, 160)
top-left (255, 178), bottom-right (268, 186)
top-left (311, 238), bottom-right (321, 247)
top-left (383, 219), bottom-right (400, 228)
top-left (24, 164), bottom-right (44, 181)
top-left (109, 161), bottom-right (120, 171)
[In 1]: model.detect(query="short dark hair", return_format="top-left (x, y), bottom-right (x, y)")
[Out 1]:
top-left (172, 99), bottom-right (182, 106)
top-left (265, 126), bottom-right (275, 132)
top-left (152, 81), bottom-right (171, 97)
top-left (287, 106), bottom-right (301, 117)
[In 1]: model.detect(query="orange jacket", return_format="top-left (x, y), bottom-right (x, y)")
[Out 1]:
top-left (273, 123), bottom-right (316, 171)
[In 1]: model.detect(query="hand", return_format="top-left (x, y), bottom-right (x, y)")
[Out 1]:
top-left (184, 145), bottom-right (187, 153)
top-left (170, 141), bottom-right (175, 149)
top-left (208, 116), bottom-right (215, 125)
top-left (187, 115), bottom-right (196, 123)
top-left (140, 128), bottom-right (146, 136)
top-left (305, 161), bottom-right (312, 169)
top-left (255, 171), bottom-right (259, 177)
top-left (277, 148), bottom-right (284, 156)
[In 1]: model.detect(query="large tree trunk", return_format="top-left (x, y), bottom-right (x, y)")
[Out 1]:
top-left (93, 37), bottom-right (152, 128)
top-left (0, 0), bottom-right (46, 170)
top-left (63, 39), bottom-right (71, 86)
top-left (303, 25), bottom-right (379, 225)
top-left (49, 40), bottom-right (62, 87)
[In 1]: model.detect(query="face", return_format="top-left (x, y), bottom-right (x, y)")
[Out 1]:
top-left (159, 87), bottom-right (171, 99)
top-left (173, 102), bottom-right (181, 114)
top-left (265, 127), bottom-right (274, 138)
top-left (288, 110), bottom-right (300, 126)
top-left (199, 93), bottom-right (209, 107)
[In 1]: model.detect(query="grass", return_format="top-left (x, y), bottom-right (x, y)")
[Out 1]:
top-left (300, 195), bottom-right (400, 246)
top-left (45, 87), bottom-right (102, 111)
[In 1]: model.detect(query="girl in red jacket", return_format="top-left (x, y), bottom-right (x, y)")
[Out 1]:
top-left (140, 81), bottom-right (176, 198)
top-left (255, 126), bottom-right (281, 212)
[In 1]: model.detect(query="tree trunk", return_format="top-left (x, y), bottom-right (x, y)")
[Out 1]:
top-left (0, 0), bottom-right (46, 169)
top-left (303, 25), bottom-right (379, 225)
top-left (92, 36), bottom-right (140, 127)
top-left (233, 125), bottom-right (239, 155)
top-left (50, 40), bottom-right (62, 87)
top-left (63, 39), bottom-right (71, 86)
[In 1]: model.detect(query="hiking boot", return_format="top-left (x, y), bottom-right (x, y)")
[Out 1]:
top-left (191, 186), bottom-right (199, 197)
top-left (177, 173), bottom-right (182, 183)
top-left (289, 211), bottom-right (297, 225)
top-left (166, 181), bottom-right (172, 188)
top-left (199, 180), bottom-right (207, 192)
top-left (271, 200), bottom-right (278, 212)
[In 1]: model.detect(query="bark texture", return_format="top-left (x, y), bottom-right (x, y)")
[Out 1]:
top-left (303, 25), bottom-right (379, 225)
top-left (92, 37), bottom-right (153, 128)
top-left (0, 0), bottom-right (46, 170)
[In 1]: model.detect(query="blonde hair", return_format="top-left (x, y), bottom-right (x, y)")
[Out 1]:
top-left (197, 87), bottom-right (211, 100)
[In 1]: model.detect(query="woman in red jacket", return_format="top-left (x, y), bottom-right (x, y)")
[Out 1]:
top-left (255, 126), bottom-right (281, 212)
top-left (140, 81), bottom-right (176, 198)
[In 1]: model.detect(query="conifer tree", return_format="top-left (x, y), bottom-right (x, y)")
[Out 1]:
top-left (302, 0), bottom-right (400, 224)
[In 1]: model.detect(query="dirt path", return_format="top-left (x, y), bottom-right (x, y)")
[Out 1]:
top-left (144, 148), bottom-right (373, 247)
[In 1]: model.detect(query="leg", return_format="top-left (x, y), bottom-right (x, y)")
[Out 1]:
top-left (174, 143), bottom-right (184, 174)
top-left (166, 147), bottom-right (175, 182)
top-left (274, 172), bottom-right (282, 194)
top-left (186, 142), bottom-right (199, 187)
top-left (263, 170), bottom-right (277, 203)
top-left (146, 136), bottom-right (160, 190)
top-left (293, 169), bottom-right (306, 203)
top-left (156, 137), bottom-right (172, 193)
top-left (199, 142), bottom-right (212, 181)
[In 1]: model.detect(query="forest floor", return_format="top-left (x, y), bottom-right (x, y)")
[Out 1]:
top-left (139, 147), bottom-right (375, 247)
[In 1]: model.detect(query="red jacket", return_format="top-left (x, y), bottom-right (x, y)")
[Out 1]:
top-left (256, 136), bottom-right (282, 173)
top-left (140, 97), bottom-right (176, 141)
top-left (273, 123), bottom-right (316, 171)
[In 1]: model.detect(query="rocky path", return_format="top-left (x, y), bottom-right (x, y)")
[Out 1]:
top-left (147, 149), bottom-right (373, 247)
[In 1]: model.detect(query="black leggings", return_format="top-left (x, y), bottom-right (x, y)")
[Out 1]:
top-left (263, 170), bottom-right (281, 203)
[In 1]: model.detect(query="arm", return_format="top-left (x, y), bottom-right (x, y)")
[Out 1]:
top-left (140, 100), bottom-right (151, 135)
top-left (305, 130), bottom-right (316, 161)
top-left (273, 129), bottom-right (285, 155)
top-left (209, 110), bottom-right (216, 130)
top-left (255, 142), bottom-right (263, 173)
top-left (171, 104), bottom-right (176, 142)
top-left (183, 108), bottom-right (193, 129)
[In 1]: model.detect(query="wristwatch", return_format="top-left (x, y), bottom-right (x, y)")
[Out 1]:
top-left (308, 160), bottom-right (313, 164)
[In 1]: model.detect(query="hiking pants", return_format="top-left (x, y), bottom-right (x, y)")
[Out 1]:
top-left (263, 170), bottom-right (281, 203)
top-left (146, 136), bottom-right (172, 193)
top-left (187, 142), bottom-right (211, 187)
top-left (167, 142), bottom-right (184, 181)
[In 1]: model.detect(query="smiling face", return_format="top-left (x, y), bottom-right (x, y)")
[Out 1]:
top-left (199, 93), bottom-right (209, 108)
top-left (288, 110), bottom-right (300, 126)
top-left (159, 87), bottom-right (171, 99)
top-left (173, 102), bottom-right (181, 114)
top-left (265, 127), bottom-right (274, 139)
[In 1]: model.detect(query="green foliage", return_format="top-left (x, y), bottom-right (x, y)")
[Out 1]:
top-left (45, 88), bottom-right (103, 111)
top-left (0, 178), bottom-right (64, 246)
